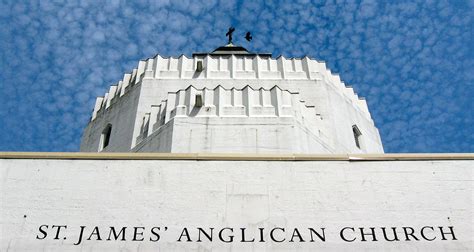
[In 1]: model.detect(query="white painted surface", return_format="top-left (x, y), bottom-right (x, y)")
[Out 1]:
top-left (132, 86), bottom-right (332, 153)
top-left (1, 158), bottom-right (472, 251)
top-left (80, 53), bottom-right (384, 154)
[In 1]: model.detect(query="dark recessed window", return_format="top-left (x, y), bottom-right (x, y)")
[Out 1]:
top-left (100, 124), bottom-right (112, 151)
top-left (352, 125), bottom-right (362, 149)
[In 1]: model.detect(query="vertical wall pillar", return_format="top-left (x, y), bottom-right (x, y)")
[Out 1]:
top-left (243, 86), bottom-right (251, 116)
top-left (178, 56), bottom-right (185, 79)
top-left (302, 57), bottom-right (311, 79)
top-left (277, 57), bottom-right (286, 79)
top-left (255, 56), bottom-right (261, 79)
top-left (121, 74), bottom-right (131, 95)
top-left (215, 86), bottom-right (225, 116)
top-left (165, 94), bottom-right (176, 123)
top-left (92, 97), bottom-right (104, 121)
top-left (154, 55), bottom-right (163, 79)
top-left (270, 87), bottom-right (281, 117)
top-left (230, 55), bottom-right (236, 79)
top-left (204, 55), bottom-right (211, 79)
top-left (143, 58), bottom-right (155, 79)
top-left (135, 61), bottom-right (146, 84)
top-left (149, 105), bottom-right (160, 133)
top-left (175, 90), bottom-right (187, 116)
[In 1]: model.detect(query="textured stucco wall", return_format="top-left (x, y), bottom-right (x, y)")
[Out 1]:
top-left (0, 157), bottom-right (472, 251)
top-left (167, 117), bottom-right (331, 153)
top-left (80, 84), bottom-right (142, 152)
top-left (137, 78), bottom-right (384, 154)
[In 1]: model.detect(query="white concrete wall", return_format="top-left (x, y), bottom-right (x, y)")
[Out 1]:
top-left (80, 81), bottom-right (142, 152)
top-left (134, 117), bottom-right (331, 153)
top-left (133, 79), bottom-right (381, 154)
top-left (1, 157), bottom-right (472, 251)
top-left (132, 85), bottom-right (332, 154)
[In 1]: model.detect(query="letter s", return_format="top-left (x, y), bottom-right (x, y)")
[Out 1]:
top-left (150, 227), bottom-right (161, 242)
top-left (36, 225), bottom-right (48, 239)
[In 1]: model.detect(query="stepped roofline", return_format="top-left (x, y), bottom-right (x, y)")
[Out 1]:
top-left (89, 53), bottom-right (373, 122)
top-left (193, 43), bottom-right (272, 57)
top-left (80, 26), bottom-right (384, 154)
top-left (133, 84), bottom-right (330, 152)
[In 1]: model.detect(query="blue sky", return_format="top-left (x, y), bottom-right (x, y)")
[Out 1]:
top-left (0, 0), bottom-right (472, 152)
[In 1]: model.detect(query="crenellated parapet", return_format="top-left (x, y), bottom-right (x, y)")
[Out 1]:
top-left (82, 45), bottom-right (383, 154)
top-left (135, 85), bottom-right (325, 145)
top-left (91, 54), bottom-right (370, 121)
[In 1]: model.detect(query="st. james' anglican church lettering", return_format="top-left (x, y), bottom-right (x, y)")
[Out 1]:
top-left (36, 225), bottom-right (457, 245)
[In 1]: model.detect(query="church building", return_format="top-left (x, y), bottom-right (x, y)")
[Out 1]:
top-left (80, 41), bottom-right (383, 154)
top-left (1, 30), bottom-right (471, 251)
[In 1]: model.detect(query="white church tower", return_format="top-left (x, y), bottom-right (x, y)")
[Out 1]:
top-left (80, 41), bottom-right (384, 154)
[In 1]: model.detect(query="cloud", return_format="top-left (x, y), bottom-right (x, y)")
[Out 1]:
top-left (0, 0), bottom-right (472, 152)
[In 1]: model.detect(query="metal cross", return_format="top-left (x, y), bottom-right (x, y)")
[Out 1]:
top-left (226, 27), bottom-right (235, 44)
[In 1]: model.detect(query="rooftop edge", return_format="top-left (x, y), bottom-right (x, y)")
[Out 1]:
top-left (0, 152), bottom-right (473, 161)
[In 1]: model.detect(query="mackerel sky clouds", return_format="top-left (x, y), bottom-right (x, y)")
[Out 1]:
top-left (0, 0), bottom-right (472, 152)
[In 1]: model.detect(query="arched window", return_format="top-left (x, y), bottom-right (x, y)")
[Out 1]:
top-left (99, 124), bottom-right (112, 151)
top-left (352, 125), bottom-right (362, 149)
